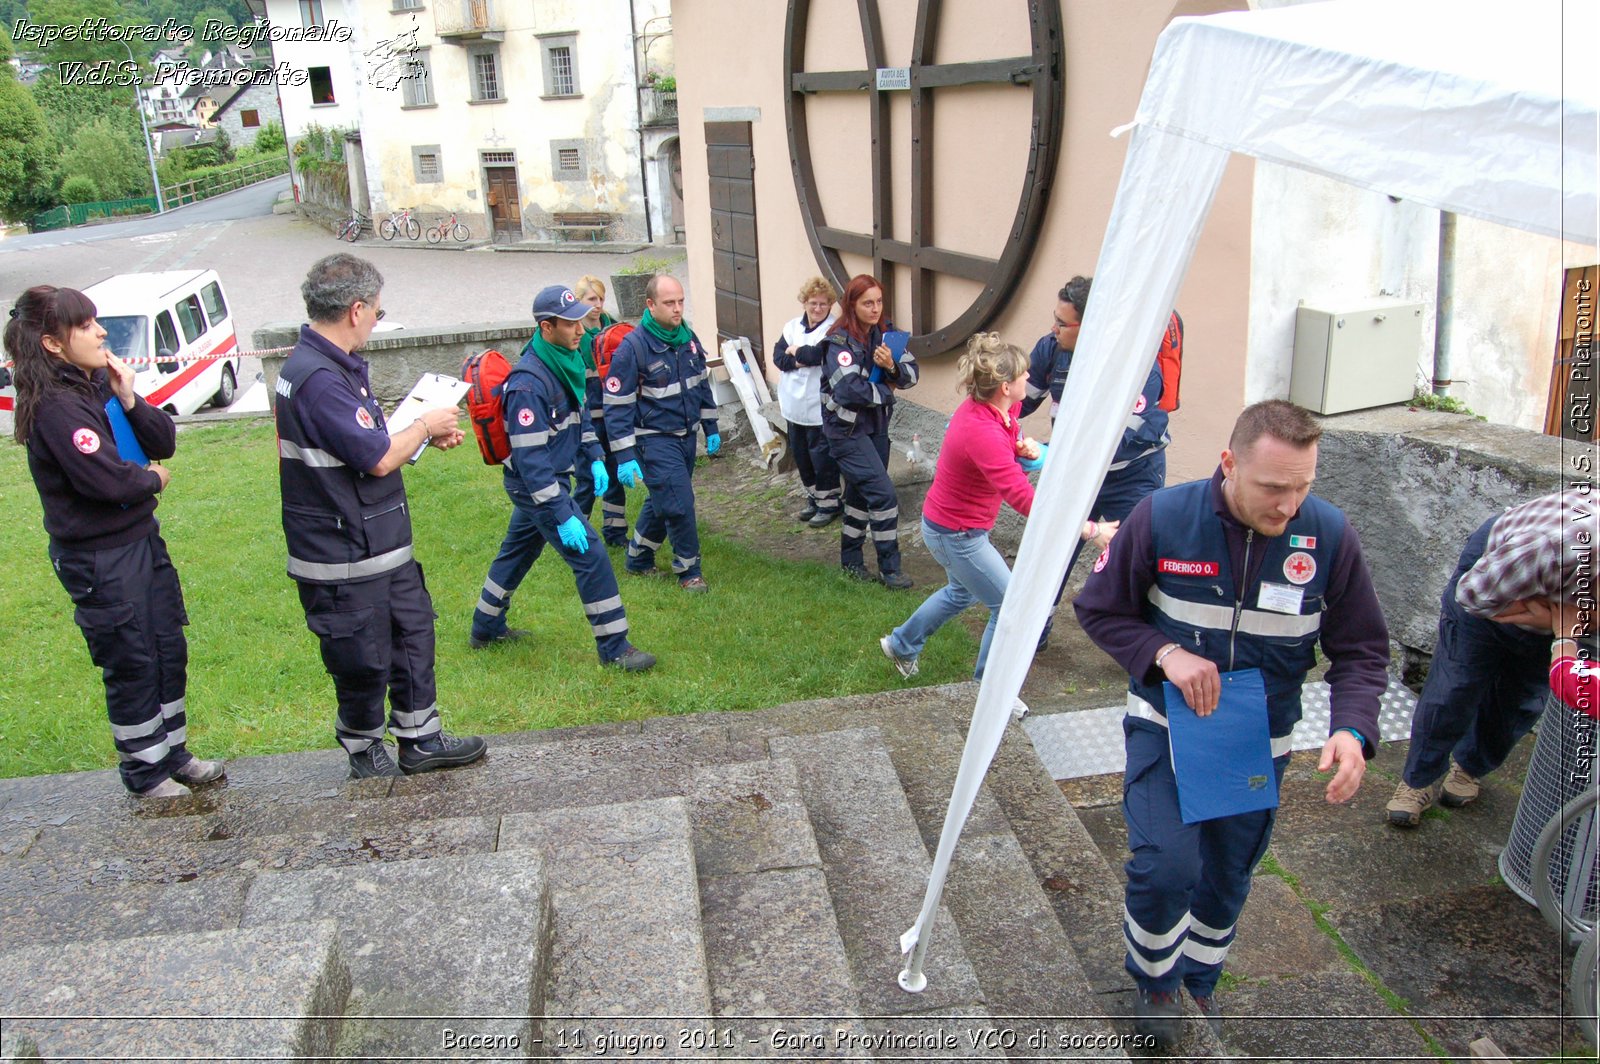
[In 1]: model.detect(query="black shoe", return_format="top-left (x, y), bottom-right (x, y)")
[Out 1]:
top-left (808, 509), bottom-right (842, 528)
top-left (607, 645), bottom-right (657, 672)
top-left (348, 742), bottom-right (403, 779)
top-left (796, 502), bottom-right (819, 522)
top-left (842, 563), bottom-right (876, 582)
top-left (398, 732), bottom-right (487, 774)
top-left (469, 627), bottom-right (530, 650)
top-left (624, 563), bottom-right (661, 577)
top-left (604, 535), bottom-right (629, 548)
top-left (1192, 992), bottom-right (1224, 1038)
top-left (880, 571), bottom-right (914, 590)
top-left (1133, 988), bottom-right (1184, 1049)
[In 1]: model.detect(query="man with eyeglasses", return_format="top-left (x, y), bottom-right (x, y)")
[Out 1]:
top-left (1022, 274), bottom-right (1175, 651)
top-left (275, 253), bottom-right (488, 780)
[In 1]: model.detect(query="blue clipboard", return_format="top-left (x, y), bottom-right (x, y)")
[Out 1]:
top-left (869, 329), bottom-right (909, 383)
top-left (1163, 667), bottom-right (1279, 824)
top-left (103, 397), bottom-right (148, 467)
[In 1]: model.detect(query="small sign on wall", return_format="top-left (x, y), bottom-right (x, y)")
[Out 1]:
top-left (875, 67), bottom-right (910, 90)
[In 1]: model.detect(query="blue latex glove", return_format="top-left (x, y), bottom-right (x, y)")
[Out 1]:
top-left (706, 433), bottom-right (721, 456)
top-left (556, 515), bottom-right (590, 553)
top-left (618, 459), bottom-right (643, 487)
top-left (590, 460), bottom-right (609, 497)
top-left (1018, 442), bottom-right (1049, 473)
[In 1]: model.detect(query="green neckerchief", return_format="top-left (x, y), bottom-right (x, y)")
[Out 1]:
top-left (528, 330), bottom-right (588, 407)
top-left (578, 311), bottom-right (617, 369)
top-left (642, 308), bottom-right (693, 346)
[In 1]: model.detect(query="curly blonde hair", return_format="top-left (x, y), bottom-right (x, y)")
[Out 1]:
top-left (796, 275), bottom-right (837, 305)
top-left (957, 332), bottom-right (1029, 401)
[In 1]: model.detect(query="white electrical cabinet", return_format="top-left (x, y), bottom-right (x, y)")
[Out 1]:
top-left (1289, 298), bottom-right (1426, 415)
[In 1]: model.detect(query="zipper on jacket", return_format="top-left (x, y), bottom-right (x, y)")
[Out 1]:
top-left (1229, 528), bottom-right (1253, 670)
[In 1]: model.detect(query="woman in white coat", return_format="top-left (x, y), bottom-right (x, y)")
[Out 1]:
top-left (771, 276), bottom-right (842, 526)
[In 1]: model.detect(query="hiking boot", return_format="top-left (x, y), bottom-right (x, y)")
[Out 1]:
top-left (173, 757), bottom-right (225, 785)
top-left (469, 627), bottom-right (530, 650)
top-left (880, 571), bottom-right (914, 590)
top-left (624, 563), bottom-right (661, 578)
top-left (135, 777), bottom-right (189, 799)
top-left (679, 575), bottom-right (710, 593)
top-left (607, 645), bottom-right (657, 672)
top-left (880, 635), bottom-right (919, 679)
top-left (398, 732), bottom-right (487, 775)
top-left (808, 508), bottom-right (841, 528)
top-left (603, 534), bottom-right (630, 548)
top-left (796, 502), bottom-right (819, 522)
top-left (1191, 992), bottom-right (1224, 1037)
top-left (1385, 780), bottom-right (1439, 827)
top-left (842, 563), bottom-right (876, 582)
top-left (1440, 764), bottom-right (1481, 808)
top-left (1133, 988), bottom-right (1184, 1048)
top-left (348, 742), bottom-right (403, 780)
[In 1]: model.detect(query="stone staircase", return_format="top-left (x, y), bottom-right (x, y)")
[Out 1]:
top-left (0, 684), bottom-right (1228, 1062)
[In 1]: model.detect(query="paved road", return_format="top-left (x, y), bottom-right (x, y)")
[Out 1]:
top-left (0, 176), bottom-right (294, 253)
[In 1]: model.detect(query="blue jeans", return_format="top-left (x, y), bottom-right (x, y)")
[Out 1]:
top-left (887, 518), bottom-right (1010, 679)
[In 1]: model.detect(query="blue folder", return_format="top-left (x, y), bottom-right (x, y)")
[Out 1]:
top-left (103, 397), bottom-right (148, 467)
top-left (869, 329), bottom-right (910, 383)
top-left (1163, 667), bottom-right (1279, 824)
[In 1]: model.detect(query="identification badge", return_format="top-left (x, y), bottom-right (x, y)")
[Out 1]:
top-left (1258, 582), bottom-right (1304, 614)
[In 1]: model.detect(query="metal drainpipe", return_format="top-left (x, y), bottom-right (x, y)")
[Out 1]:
top-left (629, 0), bottom-right (655, 244)
top-left (1433, 210), bottom-right (1457, 397)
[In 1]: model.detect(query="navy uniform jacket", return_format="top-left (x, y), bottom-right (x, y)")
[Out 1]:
top-left (602, 326), bottom-right (718, 466)
top-left (819, 324), bottom-right (919, 438)
top-left (503, 347), bottom-right (602, 523)
top-left (1022, 333), bottom-right (1168, 470)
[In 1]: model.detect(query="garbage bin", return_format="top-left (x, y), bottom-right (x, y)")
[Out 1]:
top-left (1499, 691), bottom-right (1599, 928)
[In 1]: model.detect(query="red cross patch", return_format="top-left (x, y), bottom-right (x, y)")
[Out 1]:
top-left (1133, 394), bottom-right (1147, 414)
top-left (1283, 551), bottom-right (1317, 585)
top-left (837, 351), bottom-right (854, 367)
top-left (605, 377), bottom-right (621, 393)
top-left (517, 407), bottom-right (534, 427)
top-left (356, 407), bottom-right (375, 430)
top-left (72, 428), bottom-right (100, 454)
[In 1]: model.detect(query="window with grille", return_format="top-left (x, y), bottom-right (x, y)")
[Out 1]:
top-left (482, 151), bottom-right (514, 164)
top-left (412, 145), bottom-right (443, 183)
top-left (539, 34), bottom-right (580, 97)
top-left (401, 51), bottom-right (433, 107)
top-left (472, 51), bottom-right (501, 101)
top-left (419, 154), bottom-right (440, 179)
top-left (550, 140), bottom-right (585, 178)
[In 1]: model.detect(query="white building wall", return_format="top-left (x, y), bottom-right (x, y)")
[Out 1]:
top-left (262, 0), bottom-right (367, 197)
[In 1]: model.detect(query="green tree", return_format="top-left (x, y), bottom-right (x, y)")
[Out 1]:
top-left (58, 116), bottom-right (149, 199)
top-left (210, 122), bottom-right (232, 163)
top-left (60, 173), bottom-right (98, 203)
top-left (18, 0), bottom-right (151, 67)
top-left (0, 65), bottom-right (56, 222)
top-left (254, 119), bottom-right (284, 154)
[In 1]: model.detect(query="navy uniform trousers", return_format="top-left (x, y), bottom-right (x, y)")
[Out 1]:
top-left (50, 529), bottom-right (198, 793)
top-left (472, 482), bottom-right (631, 661)
top-left (626, 433), bottom-right (703, 579)
top-left (1401, 515), bottom-right (1550, 788)
top-left (1122, 719), bottom-right (1289, 994)
top-left (827, 426), bottom-right (902, 575)
top-left (296, 559), bottom-right (443, 755)
top-left (573, 419), bottom-right (630, 546)
top-left (789, 420), bottom-right (842, 516)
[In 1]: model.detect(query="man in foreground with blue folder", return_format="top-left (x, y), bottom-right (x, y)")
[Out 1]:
top-left (1076, 399), bottom-right (1389, 1048)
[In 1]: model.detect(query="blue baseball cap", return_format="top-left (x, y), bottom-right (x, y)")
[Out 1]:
top-left (532, 285), bottom-right (590, 322)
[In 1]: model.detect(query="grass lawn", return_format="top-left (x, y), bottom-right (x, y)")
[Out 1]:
top-left (0, 419), bottom-right (977, 779)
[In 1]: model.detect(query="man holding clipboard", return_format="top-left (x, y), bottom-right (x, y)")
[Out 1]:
top-left (1076, 400), bottom-right (1389, 1048)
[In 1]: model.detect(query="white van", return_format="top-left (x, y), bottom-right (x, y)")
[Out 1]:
top-left (0, 270), bottom-right (241, 419)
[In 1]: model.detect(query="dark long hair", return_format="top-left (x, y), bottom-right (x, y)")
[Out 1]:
top-left (828, 274), bottom-right (884, 347)
top-left (4, 286), bottom-right (98, 444)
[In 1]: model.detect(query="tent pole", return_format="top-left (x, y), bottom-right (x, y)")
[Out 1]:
top-left (1432, 211), bottom-right (1457, 397)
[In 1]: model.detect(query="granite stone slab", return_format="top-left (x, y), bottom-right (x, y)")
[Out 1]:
top-left (499, 796), bottom-right (713, 1058)
top-left (882, 723), bottom-right (1014, 853)
top-left (1216, 971), bottom-right (1435, 1062)
top-left (240, 850), bottom-right (551, 1062)
top-left (0, 919), bottom-right (350, 1060)
top-left (858, 1006), bottom-right (1011, 1061)
top-left (0, 829), bottom-right (37, 858)
top-left (769, 728), bottom-right (985, 1016)
top-left (0, 872), bottom-right (252, 947)
top-left (1221, 874), bottom-right (1346, 981)
top-left (687, 757), bottom-right (819, 877)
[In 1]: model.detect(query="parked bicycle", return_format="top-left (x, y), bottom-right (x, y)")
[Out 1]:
top-left (379, 206), bottom-right (422, 242)
top-left (426, 211), bottom-right (471, 245)
top-left (337, 210), bottom-right (372, 243)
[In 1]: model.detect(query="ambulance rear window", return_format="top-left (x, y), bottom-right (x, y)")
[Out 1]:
top-left (201, 282), bottom-right (227, 326)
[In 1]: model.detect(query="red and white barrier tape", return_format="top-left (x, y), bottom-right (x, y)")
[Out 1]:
top-left (0, 345), bottom-right (292, 371)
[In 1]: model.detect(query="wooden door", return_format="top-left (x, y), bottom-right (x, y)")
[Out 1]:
top-left (484, 166), bottom-right (521, 241)
top-left (706, 121), bottom-right (763, 363)
top-left (1544, 264), bottom-right (1597, 443)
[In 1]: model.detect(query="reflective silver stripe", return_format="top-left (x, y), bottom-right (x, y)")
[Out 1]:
top-left (1182, 938), bottom-right (1231, 965)
top-left (870, 528), bottom-right (899, 542)
top-left (641, 381), bottom-right (683, 399)
top-left (166, 724), bottom-right (187, 745)
top-left (111, 714), bottom-right (167, 741)
top-left (1124, 942), bottom-right (1184, 978)
top-left (633, 533), bottom-right (664, 551)
top-left (1125, 905), bottom-right (1190, 949)
top-left (1025, 381), bottom-right (1046, 400)
top-left (1126, 412), bottom-right (1146, 435)
top-left (555, 411), bottom-right (581, 430)
top-left (123, 740), bottom-right (172, 765)
top-left (1191, 916), bottom-right (1234, 940)
top-left (485, 578), bottom-right (508, 598)
top-left (671, 554), bottom-right (700, 571)
top-left (611, 434), bottom-right (637, 450)
top-left (823, 397), bottom-right (859, 422)
top-left (868, 507), bottom-right (899, 522)
top-left (391, 703), bottom-right (438, 729)
top-left (509, 430), bottom-right (549, 448)
top-left (161, 698), bottom-right (184, 718)
top-left (827, 368), bottom-right (855, 389)
top-left (844, 504), bottom-right (869, 521)
top-left (287, 543), bottom-right (414, 581)
top-left (278, 439), bottom-right (345, 468)
top-left (701, 408), bottom-right (718, 419)
top-left (476, 596), bottom-right (504, 616)
top-left (1107, 443), bottom-right (1164, 472)
top-left (583, 595), bottom-right (623, 616)
top-left (531, 482), bottom-right (561, 504)
top-left (1126, 693), bottom-right (1294, 757)
top-left (591, 619), bottom-right (630, 636)
top-left (814, 487), bottom-right (842, 500)
top-left (686, 370), bottom-right (708, 387)
top-left (603, 392), bottom-right (637, 405)
top-left (390, 718), bottom-right (441, 740)
top-left (1148, 587), bottom-right (1322, 639)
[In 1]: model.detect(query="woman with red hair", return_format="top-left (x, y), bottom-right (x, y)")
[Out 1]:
top-left (819, 274), bottom-right (918, 588)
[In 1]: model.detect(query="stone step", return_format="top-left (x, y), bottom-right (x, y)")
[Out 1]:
top-left (238, 850), bottom-right (551, 1062)
top-left (497, 795), bottom-right (713, 1059)
top-left (0, 919), bottom-right (349, 1060)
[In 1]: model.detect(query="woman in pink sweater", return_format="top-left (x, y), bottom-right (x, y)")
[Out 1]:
top-left (880, 333), bottom-right (1116, 681)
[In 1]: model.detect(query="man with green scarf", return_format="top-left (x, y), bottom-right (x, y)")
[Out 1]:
top-left (603, 274), bottom-right (720, 592)
top-left (468, 285), bottom-right (655, 671)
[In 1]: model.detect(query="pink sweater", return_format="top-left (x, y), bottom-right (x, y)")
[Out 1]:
top-left (921, 398), bottom-right (1035, 531)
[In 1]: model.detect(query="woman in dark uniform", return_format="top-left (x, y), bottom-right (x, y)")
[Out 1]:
top-left (5, 285), bottom-right (223, 799)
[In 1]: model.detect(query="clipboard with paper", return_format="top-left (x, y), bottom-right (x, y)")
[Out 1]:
top-left (1163, 667), bottom-right (1279, 824)
top-left (387, 373), bottom-right (470, 463)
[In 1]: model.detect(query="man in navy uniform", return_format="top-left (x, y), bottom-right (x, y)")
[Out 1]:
top-left (275, 253), bottom-right (487, 779)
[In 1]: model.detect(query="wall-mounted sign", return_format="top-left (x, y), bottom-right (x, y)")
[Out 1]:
top-left (875, 67), bottom-right (910, 90)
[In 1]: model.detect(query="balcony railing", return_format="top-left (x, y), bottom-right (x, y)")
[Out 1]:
top-left (644, 90), bottom-right (678, 128)
top-left (435, 0), bottom-right (503, 40)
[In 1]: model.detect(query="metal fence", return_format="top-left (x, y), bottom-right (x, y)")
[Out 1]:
top-left (31, 197), bottom-right (159, 232)
top-left (162, 156), bottom-right (289, 210)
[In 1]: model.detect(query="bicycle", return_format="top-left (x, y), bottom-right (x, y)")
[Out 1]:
top-left (379, 206), bottom-right (421, 242)
top-left (337, 210), bottom-right (372, 243)
top-left (426, 211), bottom-right (471, 244)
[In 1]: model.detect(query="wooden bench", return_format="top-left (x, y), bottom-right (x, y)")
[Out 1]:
top-left (549, 211), bottom-right (613, 243)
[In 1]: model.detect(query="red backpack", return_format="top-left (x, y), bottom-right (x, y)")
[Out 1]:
top-left (593, 321), bottom-right (634, 379)
top-left (1156, 310), bottom-right (1184, 412)
top-left (462, 349), bottom-right (513, 464)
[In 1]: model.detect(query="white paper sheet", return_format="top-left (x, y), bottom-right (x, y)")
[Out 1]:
top-left (388, 372), bottom-right (471, 462)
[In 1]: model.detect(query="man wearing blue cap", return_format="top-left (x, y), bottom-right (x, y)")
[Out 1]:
top-left (468, 284), bottom-right (656, 671)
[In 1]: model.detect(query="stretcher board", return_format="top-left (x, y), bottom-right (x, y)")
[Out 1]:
top-left (736, 337), bottom-right (775, 406)
top-left (719, 338), bottom-right (777, 454)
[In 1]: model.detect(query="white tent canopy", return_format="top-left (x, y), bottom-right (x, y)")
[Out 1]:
top-left (902, 0), bottom-right (1598, 987)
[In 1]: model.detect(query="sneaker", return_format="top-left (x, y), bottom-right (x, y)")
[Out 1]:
top-left (348, 742), bottom-right (403, 779)
top-left (1385, 780), bottom-right (1439, 827)
top-left (880, 635), bottom-right (919, 679)
top-left (173, 758), bottom-right (225, 785)
top-left (1191, 992), bottom-right (1224, 1037)
top-left (608, 645), bottom-right (657, 672)
top-left (880, 571), bottom-right (914, 590)
top-left (1440, 764), bottom-right (1481, 808)
top-left (134, 777), bottom-right (189, 799)
top-left (1010, 698), bottom-right (1031, 722)
top-left (398, 732), bottom-right (487, 775)
top-left (679, 575), bottom-right (710, 593)
top-left (1133, 988), bottom-right (1185, 1049)
top-left (808, 509), bottom-right (842, 528)
top-left (796, 502), bottom-right (819, 522)
top-left (469, 627), bottom-right (530, 650)
top-left (842, 563), bottom-right (876, 582)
